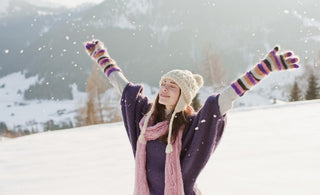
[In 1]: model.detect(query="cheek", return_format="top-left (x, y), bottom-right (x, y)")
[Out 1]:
top-left (172, 90), bottom-right (180, 102)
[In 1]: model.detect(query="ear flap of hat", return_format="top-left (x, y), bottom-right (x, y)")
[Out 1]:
top-left (174, 95), bottom-right (188, 113)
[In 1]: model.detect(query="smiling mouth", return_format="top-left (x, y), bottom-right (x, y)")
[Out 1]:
top-left (160, 94), bottom-right (170, 98)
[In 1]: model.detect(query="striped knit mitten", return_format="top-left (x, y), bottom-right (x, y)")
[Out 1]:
top-left (85, 40), bottom-right (121, 78)
top-left (231, 46), bottom-right (300, 96)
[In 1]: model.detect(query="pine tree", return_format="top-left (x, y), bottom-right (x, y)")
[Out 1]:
top-left (289, 81), bottom-right (302, 102)
top-left (305, 73), bottom-right (319, 100)
top-left (191, 93), bottom-right (201, 112)
top-left (0, 122), bottom-right (8, 136)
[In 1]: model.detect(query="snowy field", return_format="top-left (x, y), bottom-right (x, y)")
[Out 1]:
top-left (0, 99), bottom-right (320, 195)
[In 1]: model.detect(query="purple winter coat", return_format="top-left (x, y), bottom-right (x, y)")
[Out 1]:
top-left (121, 83), bottom-right (227, 195)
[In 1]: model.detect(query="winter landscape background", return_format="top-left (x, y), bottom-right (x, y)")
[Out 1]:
top-left (0, 0), bottom-right (320, 194)
top-left (0, 0), bottom-right (320, 132)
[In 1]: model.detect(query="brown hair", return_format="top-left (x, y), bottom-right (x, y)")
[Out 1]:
top-left (152, 94), bottom-right (194, 144)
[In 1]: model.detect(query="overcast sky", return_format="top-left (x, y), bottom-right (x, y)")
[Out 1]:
top-left (0, 0), bottom-right (103, 10)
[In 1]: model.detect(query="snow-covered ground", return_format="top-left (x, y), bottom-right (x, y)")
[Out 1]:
top-left (0, 72), bottom-right (87, 131)
top-left (1, 99), bottom-right (319, 195)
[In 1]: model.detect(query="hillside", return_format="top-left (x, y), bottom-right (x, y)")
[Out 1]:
top-left (1, 0), bottom-right (320, 99)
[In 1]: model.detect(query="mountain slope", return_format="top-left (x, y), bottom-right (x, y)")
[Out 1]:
top-left (1, 0), bottom-right (320, 100)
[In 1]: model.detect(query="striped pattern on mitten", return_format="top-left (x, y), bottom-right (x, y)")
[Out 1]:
top-left (85, 40), bottom-right (121, 77)
top-left (231, 46), bottom-right (299, 96)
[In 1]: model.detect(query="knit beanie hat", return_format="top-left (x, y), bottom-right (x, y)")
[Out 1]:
top-left (160, 69), bottom-right (204, 112)
top-left (138, 69), bottom-right (204, 153)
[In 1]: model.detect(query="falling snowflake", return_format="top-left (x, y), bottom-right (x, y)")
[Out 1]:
top-left (195, 127), bottom-right (199, 130)
top-left (200, 119), bottom-right (206, 123)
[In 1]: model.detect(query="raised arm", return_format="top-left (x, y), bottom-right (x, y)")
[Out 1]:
top-left (218, 46), bottom-right (300, 115)
top-left (85, 40), bottom-right (129, 95)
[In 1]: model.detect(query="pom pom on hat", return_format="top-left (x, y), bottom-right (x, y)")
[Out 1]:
top-left (193, 74), bottom-right (204, 89)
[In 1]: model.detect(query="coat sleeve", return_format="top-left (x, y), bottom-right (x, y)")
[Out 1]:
top-left (120, 83), bottom-right (152, 156)
top-left (181, 94), bottom-right (227, 177)
top-left (218, 86), bottom-right (239, 115)
top-left (108, 71), bottom-right (130, 95)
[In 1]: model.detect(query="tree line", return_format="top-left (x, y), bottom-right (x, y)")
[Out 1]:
top-left (290, 60), bottom-right (320, 102)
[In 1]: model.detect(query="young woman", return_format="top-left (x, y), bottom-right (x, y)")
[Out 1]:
top-left (85, 40), bottom-right (299, 195)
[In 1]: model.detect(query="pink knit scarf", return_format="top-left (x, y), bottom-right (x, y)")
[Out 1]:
top-left (134, 115), bottom-right (185, 195)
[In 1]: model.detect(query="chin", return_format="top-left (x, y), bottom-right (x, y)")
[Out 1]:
top-left (158, 100), bottom-right (165, 105)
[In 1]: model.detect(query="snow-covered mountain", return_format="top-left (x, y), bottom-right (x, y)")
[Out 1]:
top-left (1, 99), bottom-right (320, 195)
top-left (1, 0), bottom-right (320, 131)
top-left (1, 0), bottom-right (320, 96)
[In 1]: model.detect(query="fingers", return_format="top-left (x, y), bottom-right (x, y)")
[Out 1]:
top-left (284, 51), bottom-right (293, 58)
top-left (281, 50), bottom-right (298, 67)
top-left (265, 45), bottom-right (300, 71)
top-left (274, 46), bottom-right (300, 70)
top-left (85, 39), bottom-right (104, 56)
top-left (85, 41), bottom-right (96, 54)
top-left (285, 57), bottom-right (300, 69)
top-left (289, 58), bottom-right (299, 64)
top-left (85, 40), bottom-right (99, 55)
top-left (269, 45), bottom-right (280, 55)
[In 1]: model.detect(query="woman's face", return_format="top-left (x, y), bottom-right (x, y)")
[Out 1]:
top-left (159, 78), bottom-right (180, 111)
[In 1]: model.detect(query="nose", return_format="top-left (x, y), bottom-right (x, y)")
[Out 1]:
top-left (161, 85), bottom-right (168, 93)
